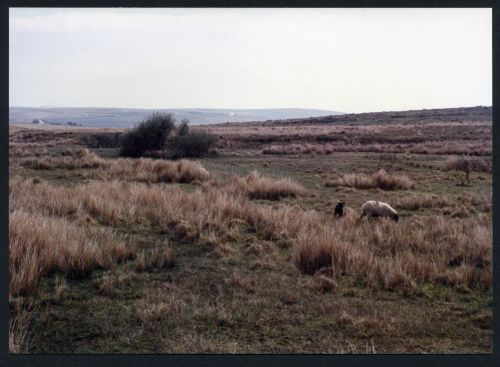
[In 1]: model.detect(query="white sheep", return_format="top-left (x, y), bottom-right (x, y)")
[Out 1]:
top-left (360, 200), bottom-right (399, 222)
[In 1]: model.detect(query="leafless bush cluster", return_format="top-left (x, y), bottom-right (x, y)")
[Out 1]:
top-left (445, 156), bottom-right (492, 186)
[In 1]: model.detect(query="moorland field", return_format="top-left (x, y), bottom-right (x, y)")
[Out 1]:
top-left (9, 106), bottom-right (492, 353)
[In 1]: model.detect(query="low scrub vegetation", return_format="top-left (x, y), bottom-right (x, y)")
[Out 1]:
top-left (170, 121), bottom-right (217, 158)
top-left (120, 112), bottom-right (176, 157)
top-left (120, 113), bottom-right (216, 158)
top-left (326, 170), bottom-right (414, 190)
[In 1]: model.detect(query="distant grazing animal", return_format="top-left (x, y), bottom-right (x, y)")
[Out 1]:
top-left (360, 200), bottom-right (399, 222)
top-left (334, 202), bottom-right (345, 218)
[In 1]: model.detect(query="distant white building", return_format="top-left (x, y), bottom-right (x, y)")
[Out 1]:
top-left (32, 119), bottom-right (46, 124)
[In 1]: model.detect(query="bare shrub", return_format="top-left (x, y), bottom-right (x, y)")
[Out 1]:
top-left (375, 153), bottom-right (398, 172)
top-left (445, 156), bottom-right (492, 185)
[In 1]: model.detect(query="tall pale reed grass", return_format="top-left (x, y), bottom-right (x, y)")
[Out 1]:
top-left (19, 149), bottom-right (210, 183)
top-left (10, 175), bottom-right (491, 292)
top-left (9, 302), bottom-right (34, 353)
top-left (9, 209), bottom-right (134, 297)
top-left (229, 171), bottom-right (305, 200)
top-left (293, 210), bottom-right (492, 291)
top-left (328, 170), bottom-right (414, 190)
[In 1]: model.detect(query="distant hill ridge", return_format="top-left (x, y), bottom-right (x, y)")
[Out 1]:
top-left (223, 106), bottom-right (491, 127)
top-left (9, 107), bottom-right (342, 128)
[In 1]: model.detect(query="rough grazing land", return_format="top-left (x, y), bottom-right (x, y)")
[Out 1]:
top-left (9, 107), bottom-right (492, 353)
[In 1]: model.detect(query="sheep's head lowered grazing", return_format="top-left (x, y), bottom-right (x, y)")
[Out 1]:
top-left (334, 202), bottom-right (346, 218)
top-left (360, 200), bottom-right (399, 222)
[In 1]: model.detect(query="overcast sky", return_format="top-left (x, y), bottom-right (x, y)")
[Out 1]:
top-left (9, 8), bottom-right (491, 113)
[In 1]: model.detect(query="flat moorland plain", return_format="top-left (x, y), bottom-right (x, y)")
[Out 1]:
top-left (8, 106), bottom-right (492, 353)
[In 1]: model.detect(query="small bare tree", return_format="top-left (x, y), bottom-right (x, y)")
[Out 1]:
top-left (376, 153), bottom-right (397, 173)
top-left (445, 156), bottom-right (491, 186)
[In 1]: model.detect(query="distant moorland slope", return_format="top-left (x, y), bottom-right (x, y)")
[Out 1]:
top-left (211, 106), bottom-right (491, 127)
top-left (9, 107), bottom-right (341, 128)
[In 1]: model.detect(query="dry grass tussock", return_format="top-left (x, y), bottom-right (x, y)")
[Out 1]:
top-left (9, 209), bottom-right (135, 297)
top-left (100, 157), bottom-right (210, 183)
top-left (229, 171), bottom-right (305, 200)
top-left (10, 176), bottom-right (491, 292)
top-left (293, 210), bottom-right (492, 291)
top-left (260, 140), bottom-right (491, 157)
top-left (396, 192), bottom-right (491, 213)
top-left (396, 194), bottom-right (453, 210)
top-left (9, 176), bottom-right (314, 249)
top-left (9, 301), bottom-right (35, 353)
top-left (444, 156), bottom-right (492, 186)
top-left (135, 244), bottom-right (176, 272)
top-left (19, 148), bottom-right (210, 183)
top-left (327, 170), bottom-right (414, 190)
top-left (19, 148), bottom-right (108, 170)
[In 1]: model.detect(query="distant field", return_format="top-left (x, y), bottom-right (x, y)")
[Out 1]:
top-left (9, 106), bottom-right (492, 353)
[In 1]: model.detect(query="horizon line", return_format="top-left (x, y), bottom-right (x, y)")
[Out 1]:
top-left (8, 104), bottom-right (492, 115)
